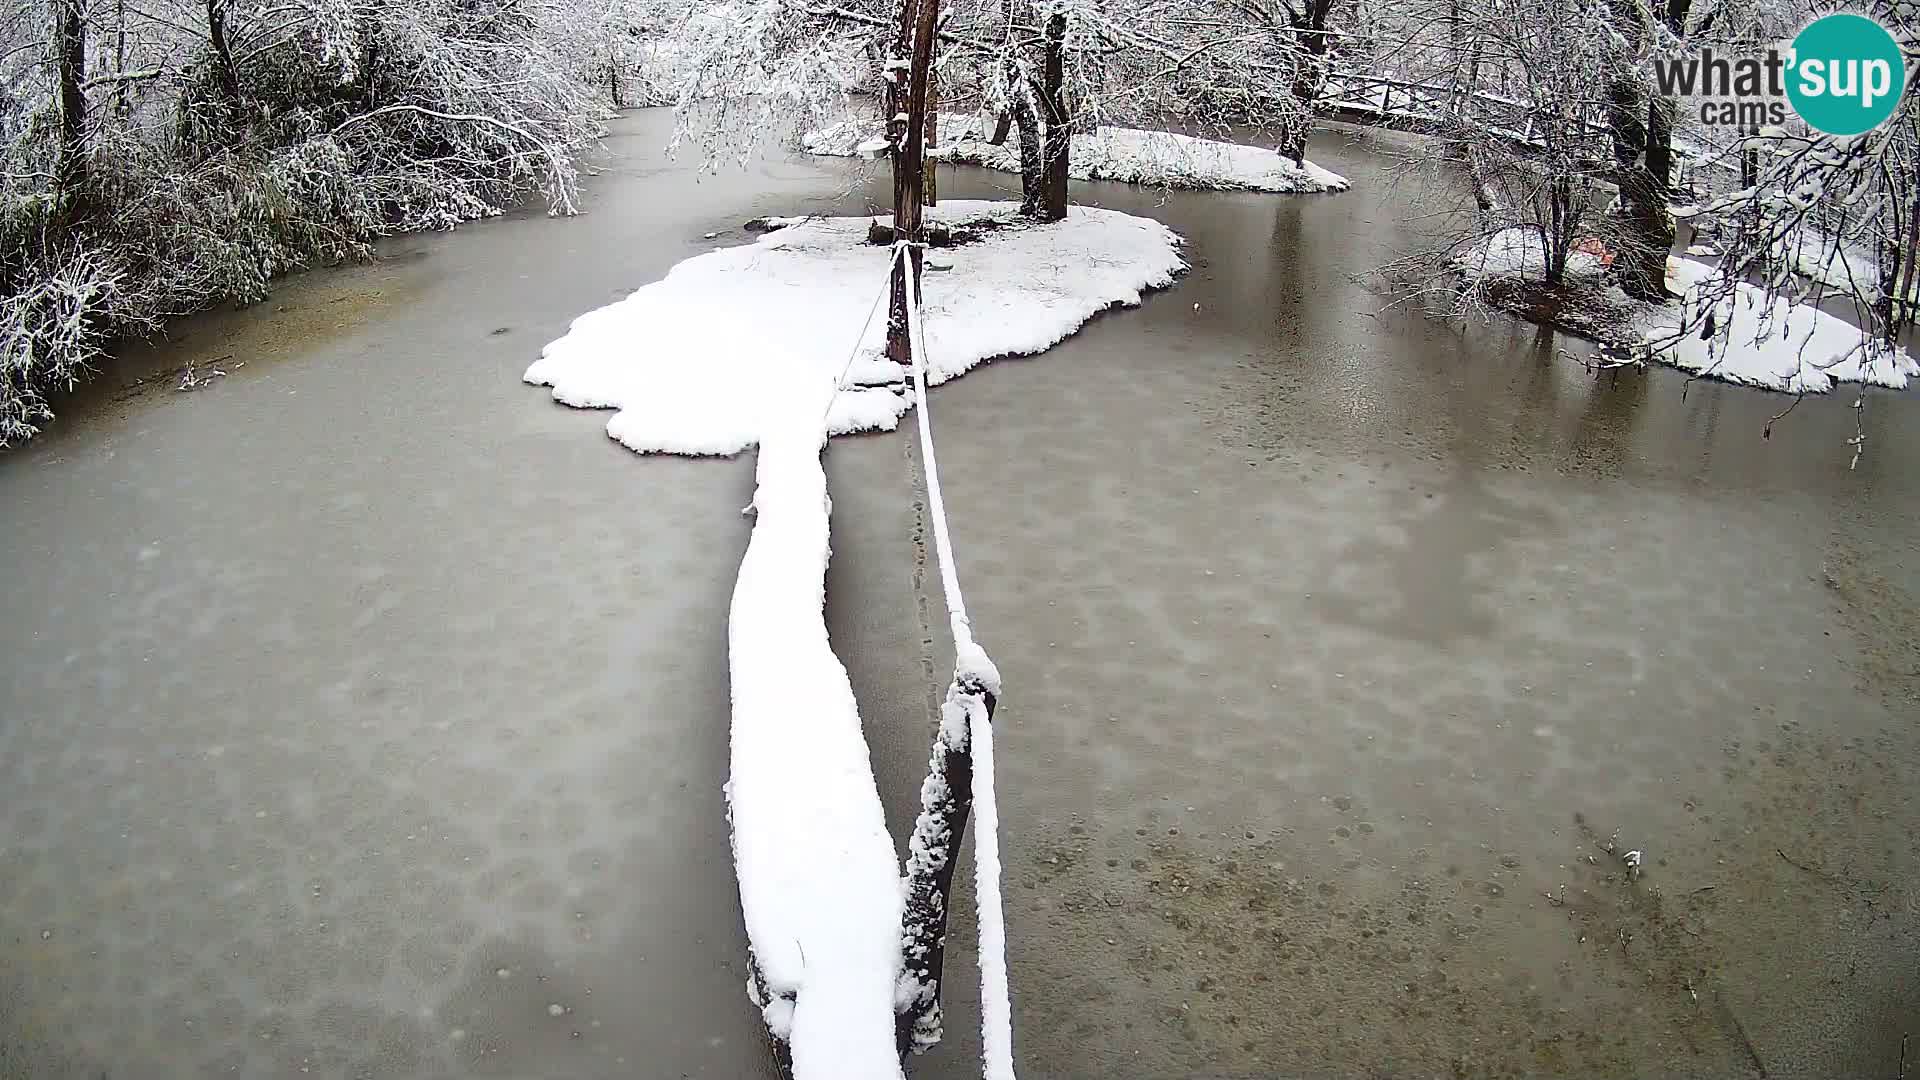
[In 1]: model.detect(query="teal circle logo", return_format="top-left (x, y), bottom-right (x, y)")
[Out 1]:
top-left (1786, 14), bottom-right (1907, 135)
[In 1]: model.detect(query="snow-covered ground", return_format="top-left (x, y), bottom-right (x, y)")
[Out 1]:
top-left (1645, 258), bottom-right (1917, 394)
top-left (525, 200), bottom-right (1182, 1076)
top-left (1775, 228), bottom-right (1918, 311)
top-left (526, 200), bottom-right (1184, 455)
top-left (803, 114), bottom-right (1350, 193)
top-left (1451, 227), bottom-right (1607, 284)
top-left (1452, 227), bottom-right (1916, 393)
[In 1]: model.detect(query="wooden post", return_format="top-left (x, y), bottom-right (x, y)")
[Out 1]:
top-left (896, 683), bottom-right (994, 1058)
top-left (206, 0), bottom-right (243, 102)
top-left (887, 0), bottom-right (939, 364)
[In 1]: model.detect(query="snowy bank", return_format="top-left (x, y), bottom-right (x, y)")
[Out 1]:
top-left (1451, 228), bottom-right (1916, 394)
top-left (525, 200), bottom-right (1186, 455)
top-left (1644, 259), bottom-right (1917, 394)
top-left (803, 114), bottom-right (1350, 194)
top-left (525, 201), bottom-right (1182, 1075)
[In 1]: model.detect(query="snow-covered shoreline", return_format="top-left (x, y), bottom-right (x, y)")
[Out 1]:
top-left (1452, 228), bottom-right (1917, 394)
top-left (804, 114), bottom-right (1350, 194)
top-left (1645, 259), bottom-right (1917, 394)
top-left (525, 199), bottom-right (1186, 455)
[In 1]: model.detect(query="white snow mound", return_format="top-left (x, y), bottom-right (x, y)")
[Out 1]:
top-left (1643, 259), bottom-right (1917, 394)
top-left (1451, 227), bottom-right (1607, 284)
top-left (728, 420), bottom-right (906, 1078)
top-left (525, 199), bottom-right (1186, 455)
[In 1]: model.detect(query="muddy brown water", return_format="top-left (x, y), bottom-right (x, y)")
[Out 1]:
top-left (3, 110), bottom-right (1918, 1079)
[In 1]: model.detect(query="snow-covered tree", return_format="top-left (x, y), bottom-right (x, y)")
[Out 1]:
top-left (1370, 0), bottom-right (1915, 395)
top-left (654, 0), bottom-right (1356, 221)
top-left (1, 0), bottom-right (635, 444)
top-left (1370, 0), bottom-right (1626, 302)
top-left (1667, 2), bottom-right (1919, 353)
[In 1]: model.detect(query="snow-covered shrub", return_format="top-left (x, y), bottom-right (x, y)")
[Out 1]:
top-left (0, 0), bottom-right (630, 446)
top-left (0, 238), bottom-right (136, 446)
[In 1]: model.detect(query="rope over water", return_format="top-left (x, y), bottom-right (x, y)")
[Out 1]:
top-left (897, 238), bottom-right (1017, 1080)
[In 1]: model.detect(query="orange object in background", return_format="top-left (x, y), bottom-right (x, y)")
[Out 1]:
top-left (1573, 237), bottom-right (1616, 266)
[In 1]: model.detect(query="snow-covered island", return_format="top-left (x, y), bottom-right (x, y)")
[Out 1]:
top-left (525, 200), bottom-right (1185, 456)
top-left (526, 200), bottom-right (1182, 1078)
top-left (804, 113), bottom-right (1351, 194)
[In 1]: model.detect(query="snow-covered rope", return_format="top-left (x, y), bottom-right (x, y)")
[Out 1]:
top-left (819, 251), bottom-right (902, 431)
top-left (899, 245), bottom-right (976, 654)
top-left (899, 240), bottom-right (1016, 1080)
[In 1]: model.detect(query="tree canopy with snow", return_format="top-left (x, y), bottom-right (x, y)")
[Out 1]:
top-left (0, 0), bottom-right (665, 443)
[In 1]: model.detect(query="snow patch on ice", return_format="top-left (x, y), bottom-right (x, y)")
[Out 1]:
top-left (525, 199), bottom-right (1186, 456)
top-left (804, 114), bottom-right (1350, 194)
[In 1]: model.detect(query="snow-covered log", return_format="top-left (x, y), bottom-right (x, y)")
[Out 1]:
top-left (527, 199), bottom-right (1183, 1077)
top-left (730, 415), bottom-right (908, 1080)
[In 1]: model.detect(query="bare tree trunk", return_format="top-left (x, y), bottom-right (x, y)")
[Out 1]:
top-left (363, 31), bottom-right (379, 112)
top-left (113, 0), bottom-right (130, 117)
top-left (1545, 179), bottom-right (1573, 286)
top-left (1602, 0), bottom-right (1667, 302)
top-left (1883, 188), bottom-right (1920, 344)
top-left (1001, 57), bottom-right (1045, 215)
top-left (1467, 147), bottom-right (1498, 214)
top-left (884, 0), bottom-right (917, 363)
top-left (1621, 0), bottom-right (1690, 301)
top-left (1277, 0), bottom-right (1335, 165)
top-left (1446, 0), bottom-right (1497, 216)
top-left (924, 63), bottom-right (938, 206)
top-left (1645, 96), bottom-right (1676, 194)
top-left (206, 0), bottom-right (243, 102)
top-left (1039, 9), bottom-right (1068, 222)
top-left (888, 0), bottom-right (914, 206)
top-left (1646, 0), bottom-right (1692, 199)
top-left (609, 52), bottom-right (623, 108)
top-left (887, 0), bottom-right (939, 364)
top-left (1880, 234), bottom-right (1905, 342)
top-left (989, 109), bottom-right (1010, 145)
top-left (54, 0), bottom-right (88, 224)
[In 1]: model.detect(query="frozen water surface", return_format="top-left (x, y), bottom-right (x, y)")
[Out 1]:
top-left (5, 111), bottom-right (1920, 1078)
